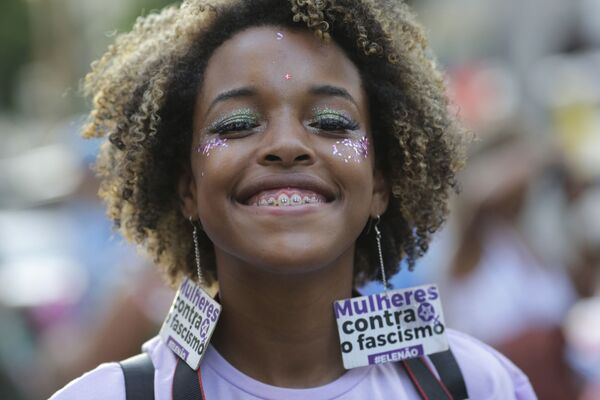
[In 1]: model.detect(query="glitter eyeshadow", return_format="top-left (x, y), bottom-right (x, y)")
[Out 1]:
top-left (332, 136), bottom-right (369, 163)
top-left (196, 137), bottom-right (229, 157)
top-left (206, 108), bottom-right (257, 133)
top-left (312, 107), bottom-right (358, 129)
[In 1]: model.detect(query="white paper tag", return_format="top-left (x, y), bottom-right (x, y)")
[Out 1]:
top-left (159, 277), bottom-right (221, 370)
top-left (334, 284), bottom-right (449, 369)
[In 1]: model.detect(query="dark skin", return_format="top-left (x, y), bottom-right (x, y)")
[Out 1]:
top-left (179, 26), bottom-right (389, 387)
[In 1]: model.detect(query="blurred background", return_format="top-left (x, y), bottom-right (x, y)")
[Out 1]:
top-left (0, 0), bottom-right (599, 398)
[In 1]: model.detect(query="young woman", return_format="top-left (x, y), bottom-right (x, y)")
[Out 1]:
top-left (51, 0), bottom-right (536, 398)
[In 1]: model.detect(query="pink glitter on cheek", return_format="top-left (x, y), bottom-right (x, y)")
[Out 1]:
top-left (332, 136), bottom-right (369, 163)
top-left (196, 137), bottom-right (229, 157)
top-left (276, 32), bottom-right (284, 40)
top-left (284, 73), bottom-right (292, 80)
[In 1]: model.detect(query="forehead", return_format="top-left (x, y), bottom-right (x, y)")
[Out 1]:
top-left (197, 26), bottom-right (365, 114)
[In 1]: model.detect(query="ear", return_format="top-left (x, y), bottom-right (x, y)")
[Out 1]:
top-left (177, 164), bottom-right (199, 219)
top-left (370, 169), bottom-right (390, 217)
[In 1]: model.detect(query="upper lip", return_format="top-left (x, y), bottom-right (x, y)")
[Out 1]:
top-left (235, 173), bottom-right (337, 204)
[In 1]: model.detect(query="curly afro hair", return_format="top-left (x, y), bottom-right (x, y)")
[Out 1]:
top-left (82, 0), bottom-right (465, 288)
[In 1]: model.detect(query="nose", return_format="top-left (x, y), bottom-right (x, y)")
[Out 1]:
top-left (257, 115), bottom-right (315, 167)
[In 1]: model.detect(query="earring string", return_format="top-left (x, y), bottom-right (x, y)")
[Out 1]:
top-left (189, 216), bottom-right (203, 285)
top-left (373, 215), bottom-right (389, 293)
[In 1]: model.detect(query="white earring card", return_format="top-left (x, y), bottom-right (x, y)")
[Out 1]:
top-left (334, 284), bottom-right (449, 369)
top-left (159, 277), bottom-right (221, 370)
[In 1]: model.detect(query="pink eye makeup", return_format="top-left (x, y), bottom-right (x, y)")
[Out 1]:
top-left (332, 136), bottom-right (369, 163)
top-left (196, 137), bottom-right (229, 156)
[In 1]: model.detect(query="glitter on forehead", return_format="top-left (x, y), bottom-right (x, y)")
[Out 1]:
top-left (276, 32), bottom-right (284, 40)
top-left (332, 136), bottom-right (369, 163)
top-left (284, 73), bottom-right (292, 80)
top-left (196, 137), bottom-right (229, 157)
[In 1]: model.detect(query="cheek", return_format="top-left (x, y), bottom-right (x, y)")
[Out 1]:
top-left (325, 148), bottom-right (375, 200)
top-left (195, 137), bottom-right (230, 157)
top-left (324, 135), bottom-right (374, 184)
top-left (330, 136), bottom-right (369, 164)
top-left (192, 136), bottom-right (236, 180)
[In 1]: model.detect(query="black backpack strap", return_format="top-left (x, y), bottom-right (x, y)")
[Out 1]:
top-left (430, 349), bottom-right (469, 400)
top-left (401, 349), bottom-right (469, 400)
top-left (120, 352), bottom-right (207, 400)
top-left (402, 357), bottom-right (452, 400)
top-left (119, 353), bottom-right (155, 400)
top-left (172, 358), bottom-right (207, 400)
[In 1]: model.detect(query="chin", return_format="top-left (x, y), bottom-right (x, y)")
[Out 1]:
top-left (242, 242), bottom-right (353, 276)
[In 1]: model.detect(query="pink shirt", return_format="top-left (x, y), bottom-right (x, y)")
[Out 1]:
top-left (51, 329), bottom-right (536, 399)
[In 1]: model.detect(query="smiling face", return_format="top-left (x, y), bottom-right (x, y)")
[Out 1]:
top-left (179, 26), bottom-right (388, 276)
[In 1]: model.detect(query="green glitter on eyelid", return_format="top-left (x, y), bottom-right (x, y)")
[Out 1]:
top-left (206, 108), bottom-right (259, 132)
top-left (312, 107), bottom-right (350, 120)
top-left (311, 107), bottom-right (359, 130)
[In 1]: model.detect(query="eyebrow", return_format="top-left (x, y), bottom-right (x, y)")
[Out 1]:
top-left (205, 84), bottom-right (358, 115)
top-left (309, 85), bottom-right (358, 107)
top-left (206, 86), bottom-right (257, 115)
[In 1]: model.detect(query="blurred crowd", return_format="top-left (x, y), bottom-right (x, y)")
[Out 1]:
top-left (0, 0), bottom-right (599, 399)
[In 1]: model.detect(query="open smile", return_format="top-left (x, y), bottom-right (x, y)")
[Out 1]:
top-left (247, 188), bottom-right (327, 207)
top-left (235, 174), bottom-right (337, 209)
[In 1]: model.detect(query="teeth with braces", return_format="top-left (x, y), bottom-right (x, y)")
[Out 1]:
top-left (278, 194), bottom-right (289, 206)
top-left (291, 194), bottom-right (302, 204)
top-left (255, 193), bottom-right (324, 207)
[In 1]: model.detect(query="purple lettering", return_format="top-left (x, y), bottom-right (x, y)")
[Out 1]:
top-left (353, 298), bottom-right (368, 314)
top-left (414, 289), bottom-right (426, 303)
top-left (376, 293), bottom-right (391, 310)
top-left (181, 279), bottom-right (191, 297)
top-left (211, 307), bottom-right (220, 322)
top-left (427, 286), bottom-right (439, 300)
top-left (391, 293), bottom-right (403, 307)
top-left (334, 300), bottom-right (353, 317)
top-left (367, 345), bottom-right (424, 364)
top-left (368, 295), bottom-right (376, 311)
top-left (167, 336), bottom-right (189, 361)
top-left (191, 287), bottom-right (201, 306)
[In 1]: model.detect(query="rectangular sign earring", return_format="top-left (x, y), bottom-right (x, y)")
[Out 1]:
top-left (159, 277), bottom-right (221, 370)
top-left (334, 284), bottom-right (449, 369)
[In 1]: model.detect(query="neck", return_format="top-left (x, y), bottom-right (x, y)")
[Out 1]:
top-left (211, 252), bottom-right (354, 388)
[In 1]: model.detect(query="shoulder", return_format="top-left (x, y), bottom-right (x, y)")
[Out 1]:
top-left (50, 336), bottom-right (176, 400)
top-left (49, 362), bottom-right (125, 400)
top-left (49, 336), bottom-right (174, 400)
top-left (447, 329), bottom-right (537, 399)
